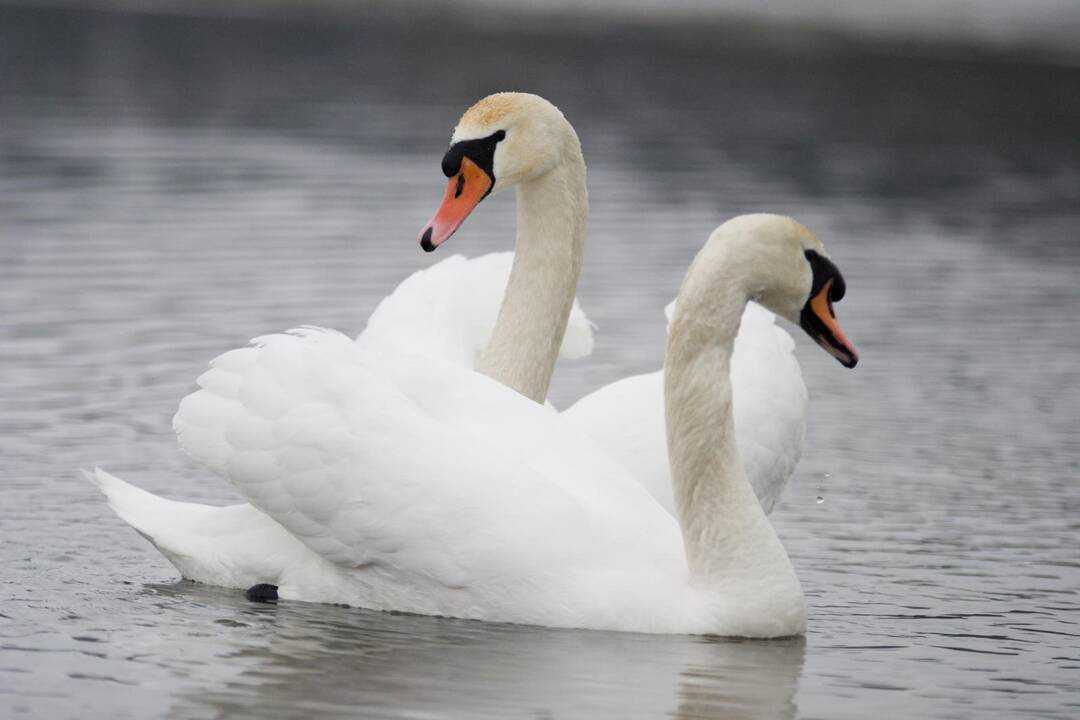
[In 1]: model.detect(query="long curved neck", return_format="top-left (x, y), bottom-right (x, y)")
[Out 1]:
top-left (664, 242), bottom-right (794, 584)
top-left (476, 147), bottom-right (587, 403)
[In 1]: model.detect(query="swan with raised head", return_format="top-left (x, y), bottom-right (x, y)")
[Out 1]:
top-left (415, 92), bottom-right (588, 402)
top-left (92, 213), bottom-right (857, 636)
top-left (85, 94), bottom-right (595, 585)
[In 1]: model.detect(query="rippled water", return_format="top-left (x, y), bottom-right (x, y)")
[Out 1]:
top-left (2, 4), bottom-right (1079, 719)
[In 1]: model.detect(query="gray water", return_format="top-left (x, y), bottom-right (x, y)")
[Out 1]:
top-left (2, 4), bottom-right (1080, 719)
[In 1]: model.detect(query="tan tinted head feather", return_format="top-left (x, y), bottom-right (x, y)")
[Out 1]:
top-left (458, 92), bottom-right (524, 130)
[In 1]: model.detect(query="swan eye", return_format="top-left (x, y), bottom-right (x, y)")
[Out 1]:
top-left (804, 249), bottom-right (845, 303)
top-left (829, 273), bottom-right (846, 302)
top-left (441, 130), bottom-right (508, 180)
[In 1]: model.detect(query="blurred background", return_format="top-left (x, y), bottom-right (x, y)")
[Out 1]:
top-left (2, 1), bottom-right (1079, 719)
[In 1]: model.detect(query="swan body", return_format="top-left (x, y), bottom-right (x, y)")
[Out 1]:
top-left (169, 327), bottom-right (708, 632)
top-left (85, 248), bottom-right (597, 588)
top-left (93, 213), bottom-right (857, 636)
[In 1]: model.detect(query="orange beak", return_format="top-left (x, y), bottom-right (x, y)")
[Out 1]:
top-left (803, 279), bottom-right (859, 368)
top-left (418, 157), bottom-right (493, 252)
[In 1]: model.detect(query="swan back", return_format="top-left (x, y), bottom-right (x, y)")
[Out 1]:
top-left (356, 253), bottom-right (594, 369)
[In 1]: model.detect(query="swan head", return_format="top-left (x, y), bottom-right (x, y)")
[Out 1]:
top-left (714, 214), bottom-right (859, 368)
top-left (418, 92), bottom-right (578, 251)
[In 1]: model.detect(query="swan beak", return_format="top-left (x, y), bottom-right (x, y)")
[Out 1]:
top-left (800, 279), bottom-right (859, 368)
top-left (418, 157), bottom-right (493, 252)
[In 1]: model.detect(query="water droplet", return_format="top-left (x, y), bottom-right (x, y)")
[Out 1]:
top-left (815, 495), bottom-right (825, 504)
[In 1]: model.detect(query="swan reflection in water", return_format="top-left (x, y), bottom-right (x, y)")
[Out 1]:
top-left (154, 583), bottom-right (805, 720)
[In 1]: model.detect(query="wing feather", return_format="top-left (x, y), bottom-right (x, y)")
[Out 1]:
top-left (175, 327), bottom-right (675, 599)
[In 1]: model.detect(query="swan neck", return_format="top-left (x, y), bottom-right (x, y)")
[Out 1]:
top-left (477, 147), bottom-right (587, 403)
top-left (664, 246), bottom-right (790, 583)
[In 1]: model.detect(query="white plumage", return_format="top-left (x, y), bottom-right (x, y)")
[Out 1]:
top-left (87, 214), bottom-right (858, 637)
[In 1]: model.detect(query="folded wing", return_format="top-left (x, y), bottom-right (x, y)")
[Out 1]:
top-left (173, 327), bottom-right (676, 613)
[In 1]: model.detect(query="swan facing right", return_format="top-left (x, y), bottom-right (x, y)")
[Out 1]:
top-left (90, 212), bottom-right (857, 637)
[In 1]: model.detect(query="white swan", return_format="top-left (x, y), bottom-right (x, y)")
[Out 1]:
top-left (85, 93), bottom-right (596, 593)
top-left (93, 213), bottom-right (857, 636)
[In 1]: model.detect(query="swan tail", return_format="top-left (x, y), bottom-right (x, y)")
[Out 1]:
top-left (84, 467), bottom-right (172, 539)
top-left (83, 467), bottom-right (312, 589)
